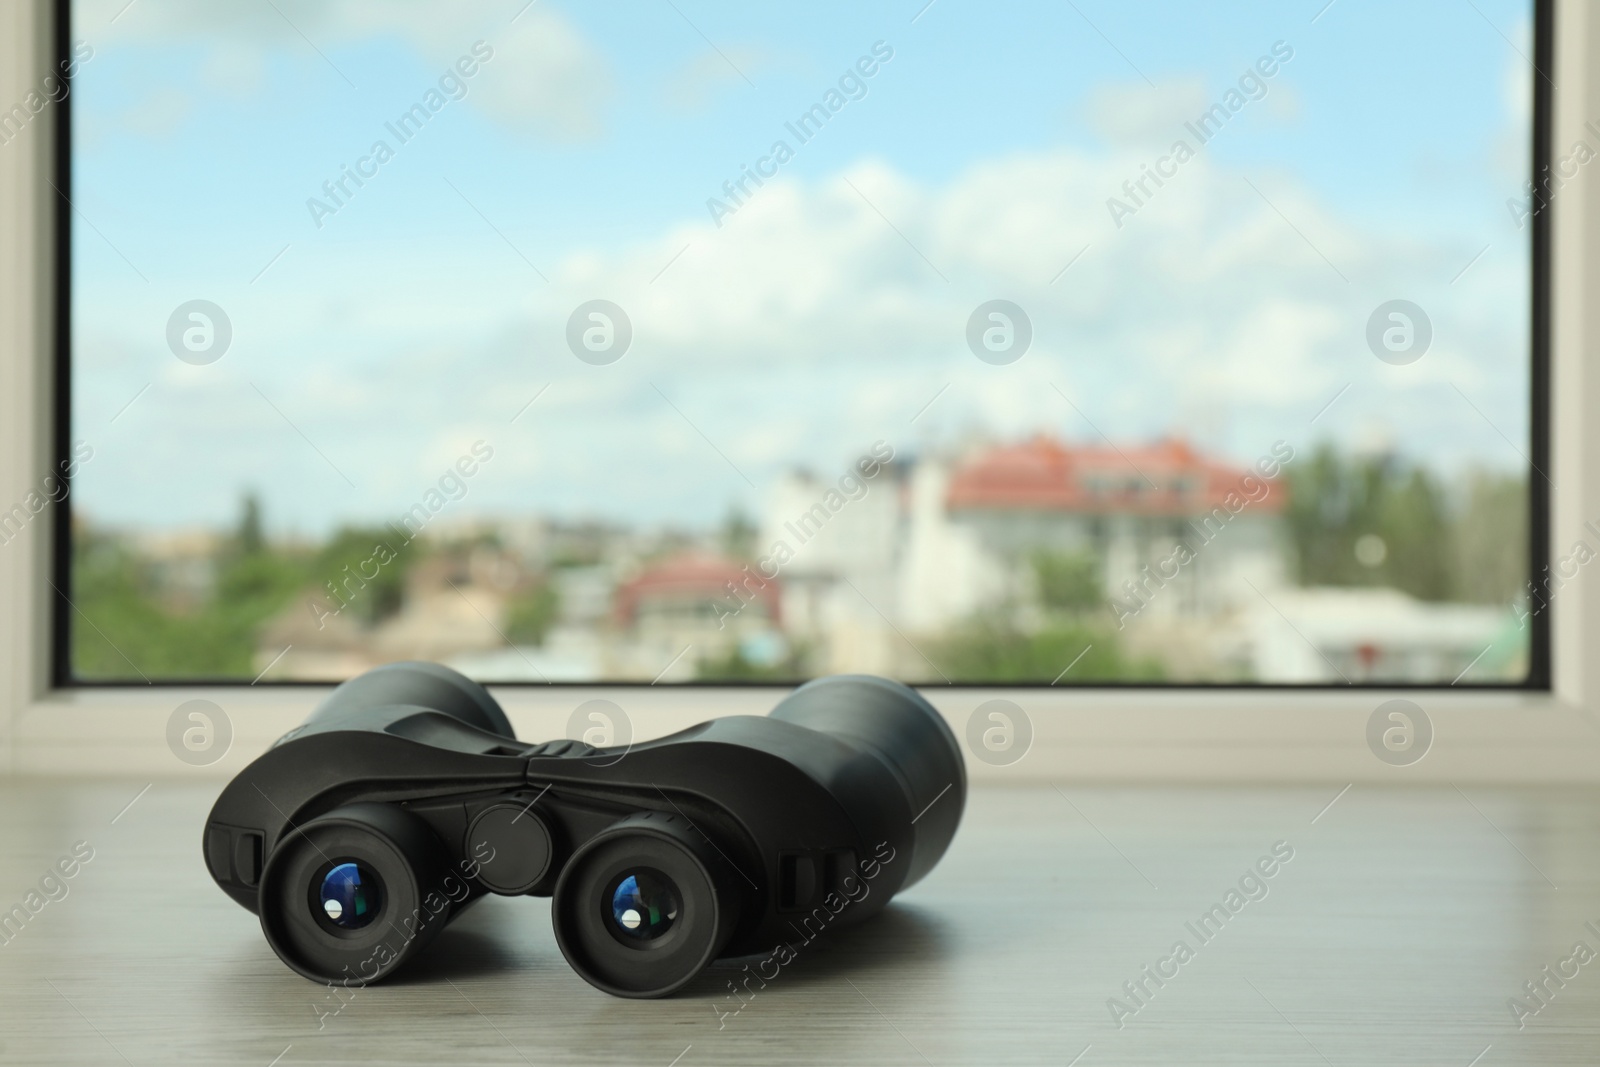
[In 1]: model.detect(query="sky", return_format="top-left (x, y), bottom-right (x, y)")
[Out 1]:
top-left (64, 0), bottom-right (1536, 539)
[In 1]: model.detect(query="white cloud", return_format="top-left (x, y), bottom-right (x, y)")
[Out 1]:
top-left (1083, 79), bottom-right (1210, 146)
top-left (1083, 75), bottom-right (1299, 148)
top-left (80, 0), bottom-right (616, 142)
top-left (198, 45), bottom-right (266, 98)
top-left (466, 11), bottom-right (615, 142)
top-left (663, 48), bottom-right (765, 114)
top-left (76, 142), bottom-right (1526, 532)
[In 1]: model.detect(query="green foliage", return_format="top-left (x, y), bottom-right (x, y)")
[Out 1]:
top-left (696, 643), bottom-right (808, 681)
top-left (1032, 550), bottom-right (1103, 612)
top-left (70, 498), bottom-right (426, 680)
top-left (928, 617), bottom-right (1164, 682)
top-left (504, 584), bottom-right (560, 645)
top-left (310, 527), bottom-right (416, 625)
top-left (236, 492), bottom-right (264, 555)
top-left (720, 506), bottom-right (759, 560)
top-left (71, 527), bottom-right (307, 679)
top-left (1453, 471), bottom-right (1528, 605)
top-left (547, 542), bottom-right (603, 569)
top-left (1284, 445), bottom-right (1456, 601)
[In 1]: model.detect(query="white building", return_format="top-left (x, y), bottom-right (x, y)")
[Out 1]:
top-left (756, 436), bottom-right (1292, 675)
top-left (912, 435), bottom-right (1289, 629)
top-left (1247, 587), bottom-right (1518, 683)
top-left (757, 464), bottom-right (907, 675)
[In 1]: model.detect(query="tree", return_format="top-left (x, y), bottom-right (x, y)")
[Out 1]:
top-left (1377, 466), bottom-right (1453, 601)
top-left (1033, 550), bottom-right (1103, 613)
top-left (311, 527), bottom-right (415, 624)
top-left (721, 506), bottom-right (759, 560)
top-left (1284, 444), bottom-right (1454, 601)
top-left (927, 616), bottom-right (1163, 682)
top-left (504, 584), bottom-right (560, 645)
top-left (1453, 470), bottom-right (1527, 606)
top-left (71, 525), bottom-right (307, 679)
top-left (236, 493), bottom-right (264, 555)
top-left (696, 641), bottom-right (810, 681)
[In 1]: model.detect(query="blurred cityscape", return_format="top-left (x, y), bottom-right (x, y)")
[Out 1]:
top-left (69, 435), bottom-right (1530, 685)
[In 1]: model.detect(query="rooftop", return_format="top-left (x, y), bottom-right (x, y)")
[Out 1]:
top-left (613, 551), bottom-right (780, 625)
top-left (946, 435), bottom-right (1287, 516)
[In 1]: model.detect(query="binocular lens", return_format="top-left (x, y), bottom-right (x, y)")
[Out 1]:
top-left (553, 814), bottom-right (738, 997)
top-left (318, 862), bottom-right (382, 930)
top-left (608, 871), bottom-right (679, 942)
top-left (258, 804), bottom-right (451, 984)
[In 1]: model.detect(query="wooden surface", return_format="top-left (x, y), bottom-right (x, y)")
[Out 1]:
top-left (1, 780), bottom-right (1598, 1065)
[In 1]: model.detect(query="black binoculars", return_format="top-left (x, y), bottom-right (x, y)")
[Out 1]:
top-left (203, 662), bottom-right (966, 997)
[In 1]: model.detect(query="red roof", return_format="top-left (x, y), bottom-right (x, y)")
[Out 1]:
top-left (614, 551), bottom-right (780, 625)
top-left (945, 435), bottom-right (1286, 516)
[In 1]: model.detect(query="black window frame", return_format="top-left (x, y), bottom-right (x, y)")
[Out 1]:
top-left (49, 0), bottom-right (1555, 690)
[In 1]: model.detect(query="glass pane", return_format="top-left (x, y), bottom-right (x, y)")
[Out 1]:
top-left (66, 0), bottom-right (1536, 684)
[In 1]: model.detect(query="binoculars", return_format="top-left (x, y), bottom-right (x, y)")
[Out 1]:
top-left (203, 662), bottom-right (965, 997)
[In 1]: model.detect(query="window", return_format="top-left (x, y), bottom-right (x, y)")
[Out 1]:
top-left (59, 0), bottom-right (1546, 687)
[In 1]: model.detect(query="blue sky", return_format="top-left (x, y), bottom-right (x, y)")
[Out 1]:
top-left (68, 0), bottom-right (1534, 538)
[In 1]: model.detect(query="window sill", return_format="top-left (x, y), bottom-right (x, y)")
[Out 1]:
top-left (10, 685), bottom-right (1598, 782)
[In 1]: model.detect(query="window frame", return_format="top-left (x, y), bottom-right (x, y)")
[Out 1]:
top-left (2, 0), bottom-right (1593, 780)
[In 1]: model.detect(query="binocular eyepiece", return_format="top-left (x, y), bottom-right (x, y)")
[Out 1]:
top-left (204, 662), bottom-right (966, 997)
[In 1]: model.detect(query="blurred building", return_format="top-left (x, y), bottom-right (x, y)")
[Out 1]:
top-left (759, 435), bottom-right (1292, 676)
top-left (1247, 587), bottom-right (1518, 683)
top-left (227, 434), bottom-right (1524, 685)
top-left (933, 435), bottom-right (1287, 627)
top-left (255, 542), bottom-right (532, 679)
top-left (609, 551), bottom-right (781, 680)
top-left (758, 463), bottom-right (907, 676)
